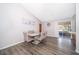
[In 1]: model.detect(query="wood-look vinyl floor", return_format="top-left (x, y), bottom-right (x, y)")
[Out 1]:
top-left (0, 37), bottom-right (79, 55)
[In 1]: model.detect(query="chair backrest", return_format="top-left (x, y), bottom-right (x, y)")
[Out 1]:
top-left (39, 32), bottom-right (47, 40)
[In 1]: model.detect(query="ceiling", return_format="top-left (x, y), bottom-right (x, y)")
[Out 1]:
top-left (21, 3), bottom-right (76, 21)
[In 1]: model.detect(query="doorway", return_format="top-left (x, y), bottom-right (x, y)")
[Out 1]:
top-left (57, 20), bottom-right (76, 49)
top-left (58, 21), bottom-right (71, 38)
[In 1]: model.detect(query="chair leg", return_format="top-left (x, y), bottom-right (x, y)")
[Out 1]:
top-left (32, 40), bottom-right (40, 45)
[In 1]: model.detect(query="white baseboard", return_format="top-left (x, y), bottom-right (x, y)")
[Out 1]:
top-left (75, 49), bottom-right (79, 53)
top-left (47, 34), bottom-right (54, 37)
top-left (47, 34), bottom-right (58, 38)
top-left (0, 41), bottom-right (24, 50)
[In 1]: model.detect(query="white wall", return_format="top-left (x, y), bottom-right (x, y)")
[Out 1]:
top-left (0, 4), bottom-right (23, 50)
top-left (71, 15), bottom-right (76, 32)
top-left (0, 3), bottom-right (39, 50)
top-left (76, 4), bottom-right (79, 53)
top-left (44, 21), bottom-right (59, 37)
